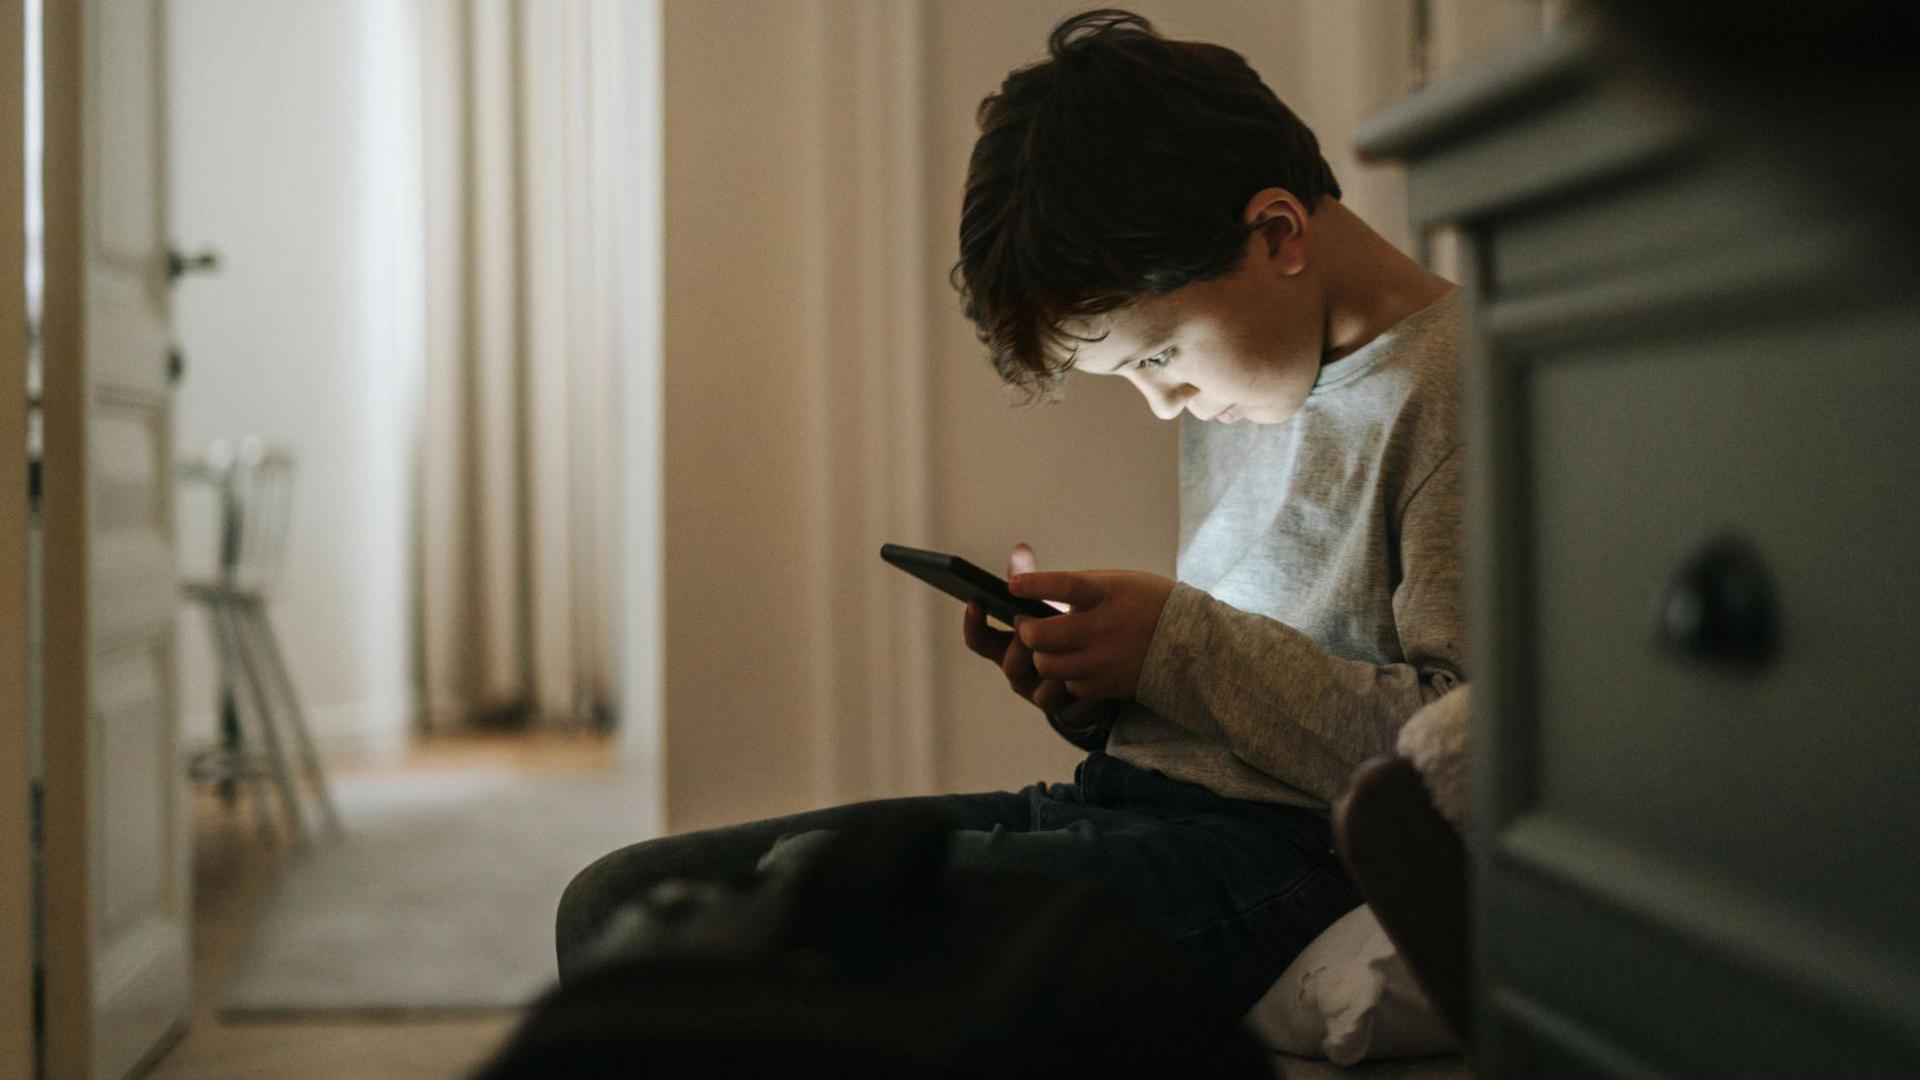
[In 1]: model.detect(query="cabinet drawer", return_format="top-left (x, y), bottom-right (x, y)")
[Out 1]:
top-left (1486, 147), bottom-right (1802, 300)
top-left (1517, 300), bottom-right (1920, 952)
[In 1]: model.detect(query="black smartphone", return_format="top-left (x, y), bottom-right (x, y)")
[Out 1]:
top-left (880, 543), bottom-right (1059, 627)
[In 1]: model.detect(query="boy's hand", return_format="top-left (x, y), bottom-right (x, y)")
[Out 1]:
top-left (1007, 569), bottom-right (1176, 701)
top-left (962, 544), bottom-right (1109, 722)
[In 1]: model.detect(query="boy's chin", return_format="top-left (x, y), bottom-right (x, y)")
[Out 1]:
top-left (1237, 404), bottom-right (1296, 426)
top-left (1245, 390), bottom-right (1315, 425)
top-left (1195, 403), bottom-right (1257, 425)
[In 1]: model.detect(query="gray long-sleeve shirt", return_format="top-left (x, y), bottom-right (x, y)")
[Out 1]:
top-left (1106, 291), bottom-right (1466, 809)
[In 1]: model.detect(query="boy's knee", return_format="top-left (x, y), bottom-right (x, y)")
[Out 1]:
top-left (754, 828), bottom-right (837, 876)
top-left (555, 828), bottom-right (775, 983)
top-left (556, 842), bottom-right (654, 984)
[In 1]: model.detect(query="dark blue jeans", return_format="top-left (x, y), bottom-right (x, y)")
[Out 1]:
top-left (556, 752), bottom-right (1361, 1012)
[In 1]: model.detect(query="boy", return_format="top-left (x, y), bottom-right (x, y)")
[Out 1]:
top-left (558, 9), bottom-right (1464, 1013)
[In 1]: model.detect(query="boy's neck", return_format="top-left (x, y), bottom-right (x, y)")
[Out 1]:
top-left (1312, 200), bottom-right (1455, 366)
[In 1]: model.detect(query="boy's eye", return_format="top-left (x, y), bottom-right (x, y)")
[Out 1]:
top-left (1136, 349), bottom-right (1172, 371)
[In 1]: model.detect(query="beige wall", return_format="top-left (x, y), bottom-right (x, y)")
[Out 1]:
top-left (659, 0), bottom-right (1545, 830)
top-left (661, 1), bottom-right (832, 830)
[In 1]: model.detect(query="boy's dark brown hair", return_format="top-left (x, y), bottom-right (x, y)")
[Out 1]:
top-left (954, 9), bottom-right (1340, 395)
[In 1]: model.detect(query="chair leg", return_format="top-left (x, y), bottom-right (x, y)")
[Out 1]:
top-left (216, 680), bottom-right (239, 806)
top-left (201, 597), bottom-right (275, 839)
top-left (218, 599), bottom-right (310, 850)
top-left (240, 596), bottom-right (341, 838)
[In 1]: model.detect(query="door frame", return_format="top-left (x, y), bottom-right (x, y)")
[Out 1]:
top-left (0, 0), bottom-right (31, 1076)
top-left (37, 0), bottom-right (90, 1070)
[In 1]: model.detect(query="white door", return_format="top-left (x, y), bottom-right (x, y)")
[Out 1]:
top-left (39, 2), bottom-right (191, 1077)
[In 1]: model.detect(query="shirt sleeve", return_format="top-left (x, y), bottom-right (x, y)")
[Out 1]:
top-left (1132, 448), bottom-right (1467, 804)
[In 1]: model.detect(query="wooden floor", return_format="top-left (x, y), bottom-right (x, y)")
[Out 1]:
top-left (148, 733), bottom-right (613, 1080)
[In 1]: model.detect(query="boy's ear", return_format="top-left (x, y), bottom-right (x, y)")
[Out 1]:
top-left (1242, 187), bottom-right (1310, 277)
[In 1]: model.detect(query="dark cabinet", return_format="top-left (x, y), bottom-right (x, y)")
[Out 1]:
top-left (1360, 23), bottom-right (1920, 1079)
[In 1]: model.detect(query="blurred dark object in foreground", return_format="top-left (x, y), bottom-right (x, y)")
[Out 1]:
top-left (476, 809), bottom-right (1270, 1079)
top-left (1362, 6), bottom-right (1920, 1071)
top-left (1596, 0), bottom-right (1920, 272)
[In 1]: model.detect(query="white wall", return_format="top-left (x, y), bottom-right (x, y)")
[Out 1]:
top-left (166, 0), bottom-right (420, 762)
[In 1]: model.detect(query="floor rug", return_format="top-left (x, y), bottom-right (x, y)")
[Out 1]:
top-left (220, 764), bottom-right (655, 1016)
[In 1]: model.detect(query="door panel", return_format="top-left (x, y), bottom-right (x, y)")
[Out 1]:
top-left (95, 641), bottom-right (172, 938)
top-left (41, 1), bottom-right (189, 1077)
top-left (88, 401), bottom-right (167, 535)
top-left (92, 2), bottom-right (160, 274)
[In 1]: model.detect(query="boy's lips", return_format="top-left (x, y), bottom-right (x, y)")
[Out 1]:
top-left (1209, 404), bottom-right (1241, 423)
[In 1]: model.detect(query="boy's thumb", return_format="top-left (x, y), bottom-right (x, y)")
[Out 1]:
top-left (1009, 542), bottom-right (1038, 577)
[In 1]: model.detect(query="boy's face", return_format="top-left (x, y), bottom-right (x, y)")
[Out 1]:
top-left (1069, 191), bottom-right (1323, 425)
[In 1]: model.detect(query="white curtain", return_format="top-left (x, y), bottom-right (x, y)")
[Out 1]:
top-left (416, 0), bottom-right (640, 731)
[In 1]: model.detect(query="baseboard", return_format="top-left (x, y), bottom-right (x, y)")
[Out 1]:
top-left (306, 700), bottom-right (413, 766)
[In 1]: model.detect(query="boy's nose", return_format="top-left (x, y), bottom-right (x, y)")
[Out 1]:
top-left (1145, 382), bottom-right (1191, 420)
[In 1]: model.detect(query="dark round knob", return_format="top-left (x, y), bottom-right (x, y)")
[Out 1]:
top-left (1657, 536), bottom-right (1778, 669)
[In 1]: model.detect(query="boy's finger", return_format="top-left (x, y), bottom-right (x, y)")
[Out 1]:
top-left (1064, 678), bottom-right (1104, 700)
top-left (1001, 639), bottom-right (1041, 697)
top-left (1033, 679), bottom-right (1073, 714)
top-left (1015, 611), bottom-right (1091, 652)
top-left (1008, 571), bottom-right (1104, 611)
top-left (1032, 649), bottom-right (1095, 683)
top-left (1013, 545), bottom-right (1070, 611)
top-left (1008, 542), bottom-right (1037, 578)
top-left (962, 600), bottom-right (1012, 660)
